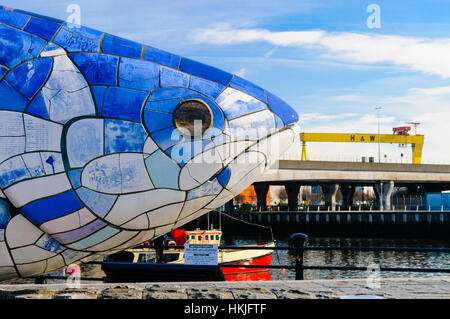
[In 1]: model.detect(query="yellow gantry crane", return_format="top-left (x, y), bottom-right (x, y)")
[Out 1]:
top-left (300, 131), bottom-right (425, 164)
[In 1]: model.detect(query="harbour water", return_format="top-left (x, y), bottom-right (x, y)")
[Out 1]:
top-left (222, 235), bottom-right (450, 281)
top-left (2, 236), bottom-right (449, 285)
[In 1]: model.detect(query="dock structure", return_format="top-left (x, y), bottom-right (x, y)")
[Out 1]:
top-left (254, 160), bottom-right (450, 211)
top-left (200, 210), bottom-right (450, 237)
top-left (0, 277), bottom-right (449, 299)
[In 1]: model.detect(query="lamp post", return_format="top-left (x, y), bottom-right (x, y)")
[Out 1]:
top-left (376, 107), bottom-right (382, 163)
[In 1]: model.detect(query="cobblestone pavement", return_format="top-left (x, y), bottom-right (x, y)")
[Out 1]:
top-left (0, 277), bottom-right (449, 299)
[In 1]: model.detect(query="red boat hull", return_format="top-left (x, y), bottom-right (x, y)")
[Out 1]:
top-left (221, 252), bottom-right (273, 281)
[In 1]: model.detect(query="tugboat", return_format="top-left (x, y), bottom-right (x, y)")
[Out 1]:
top-left (104, 228), bottom-right (275, 282)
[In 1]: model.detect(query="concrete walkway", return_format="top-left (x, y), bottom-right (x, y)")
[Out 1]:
top-left (0, 277), bottom-right (449, 299)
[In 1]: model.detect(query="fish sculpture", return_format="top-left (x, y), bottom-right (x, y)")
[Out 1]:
top-left (0, 6), bottom-right (299, 280)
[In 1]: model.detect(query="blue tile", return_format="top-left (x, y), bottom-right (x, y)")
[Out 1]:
top-left (102, 34), bottom-right (142, 59)
top-left (145, 98), bottom-right (179, 113)
top-left (180, 58), bottom-right (233, 86)
top-left (6, 57), bottom-right (52, 98)
top-left (0, 24), bottom-right (45, 68)
top-left (26, 92), bottom-right (49, 119)
top-left (68, 169), bottom-right (82, 189)
top-left (119, 57), bottom-right (159, 91)
top-left (144, 150), bottom-right (180, 189)
top-left (167, 140), bottom-right (214, 167)
top-left (189, 76), bottom-right (224, 99)
top-left (160, 66), bottom-right (189, 88)
top-left (215, 88), bottom-right (267, 120)
top-left (143, 109), bottom-right (174, 133)
top-left (148, 87), bottom-right (196, 102)
top-left (104, 119), bottom-right (147, 154)
top-left (63, 22), bottom-right (103, 40)
top-left (20, 190), bottom-right (84, 225)
top-left (76, 187), bottom-right (117, 218)
top-left (0, 80), bottom-right (29, 112)
top-left (197, 96), bottom-right (225, 133)
top-left (91, 86), bottom-right (108, 115)
top-left (0, 66), bottom-right (7, 78)
top-left (144, 45), bottom-right (180, 68)
top-left (230, 76), bottom-right (267, 103)
top-left (0, 199), bottom-right (11, 228)
top-left (217, 167), bottom-right (231, 187)
top-left (102, 87), bottom-right (148, 122)
top-left (151, 126), bottom-right (185, 150)
top-left (53, 28), bottom-right (99, 52)
top-left (0, 156), bottom-right (30, 188)
top-left (24, 17), bottom-right (61, 41)
top-left (66, 226), bottom-right (119, 250)
top-left (0, 10), bottom-right (30, 29)
top-left (36, 234), bottom-right (64, 253)
top-left (70, 53), bottom-right (118, 86)
top-left (266, 91), bottom-right (299, 126)
top-left (27, 35), bottom-right (47, 59)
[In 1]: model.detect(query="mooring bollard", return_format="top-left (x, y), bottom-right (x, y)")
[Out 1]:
top-left (153, 236), bottom-right (165, 263)
top-left (291, 233), bottom-right (308, 280)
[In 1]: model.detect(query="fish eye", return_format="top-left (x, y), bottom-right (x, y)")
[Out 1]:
top-left (173, 99), bottom-right (212, 138)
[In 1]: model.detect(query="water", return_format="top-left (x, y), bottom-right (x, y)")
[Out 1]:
top-left (222, 235), bottom-right (450, 281)
top-left (3, 236), bottom-right (450, 284)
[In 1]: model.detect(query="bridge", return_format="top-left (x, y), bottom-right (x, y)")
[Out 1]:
top-left (253, 160), bottom-right (450, 211)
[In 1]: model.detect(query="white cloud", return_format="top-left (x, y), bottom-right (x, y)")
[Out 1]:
top-left (193, 26), bottom-right (450, 79)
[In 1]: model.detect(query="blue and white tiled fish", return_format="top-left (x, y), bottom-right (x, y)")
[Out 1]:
top-left (0, 6), bottom-right (299, 280)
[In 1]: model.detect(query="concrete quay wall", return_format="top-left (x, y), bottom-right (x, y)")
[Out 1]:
top-left (0, 277), bottom-right (449, 299)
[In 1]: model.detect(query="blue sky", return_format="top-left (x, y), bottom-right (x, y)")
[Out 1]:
top-left (4, 0), bottom-right (450, 163)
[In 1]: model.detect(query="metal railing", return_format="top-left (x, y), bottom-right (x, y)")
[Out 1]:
top-left (34, 233), bottom-right (450, 283)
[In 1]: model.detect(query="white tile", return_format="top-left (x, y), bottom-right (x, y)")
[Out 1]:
top-left (0, 111), bottom-right (24, 136)
top-left (0, 267), bottom-right (18, 281)
top-left (105, 189), bottom-right (185, 226)
top-left (23, 114), bottom-right (63, 152)
top-left (11, 245), bottom-right (56, 264)
top-left (16, 260), bottom-right (47, 277)
top-left (66, 118), bottom-right (104, 168)
top-left (120, 153), bottom-right (153, 193)
top-left (228, 110), bottom-right (276, 141)
top-left (40, 208), bottom-right (95, 235)
top-left (117, 229), bottom-right (155, 249)
top-left (174, 209), bottom-right (211, 229)
top-left (187, 178), bottom-right (223, 200)
top-left (179, 149), bottom-right (223, 190)
top-left (0, 242), bottom-right (13, 267)
top-left (248, 125), bottom-right (296, 168)
top-left (5, 214), bottom-right (43, 249)
top-left (120, 214), bottom-right (149, 230)
top-left (206, 189), bottom-right (235, 210)
top-left (44, 254), bottom-right (65, 273)
top-left (40, 152), bottom-right (65, 175)
top-left (143, 137), bottom-right (159, 155)
top-left (177, 195), bottom-right (216, 221)
top-left (147, 202), bottom-right (184, 228)
top-left (43, 56), bottom-right (95, 124)
top-left (4, 172), bottom-right (71, 208)
top-left (81, 154), bottom-right (122, 194)
top-left (86, 230), bottom-right (138, 252)
top-left (153, 224), bottom-right (174, 238)
top-left (0, 136), bottom-right (25, 164)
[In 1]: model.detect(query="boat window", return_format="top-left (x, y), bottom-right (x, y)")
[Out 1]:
top-left (198, 235), bottom-right (202, 240)
top-left (164, 253), bottom-right (181, 263)
top-left (137, 253), bottom-right (155, 263)
top-left (216, 235), bottom-right (220, 240)
top-left (205, 235), bottom-right (209, 240)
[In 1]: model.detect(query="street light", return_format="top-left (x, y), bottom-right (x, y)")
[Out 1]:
top-left (376, 106), bottom-right (382, 163)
